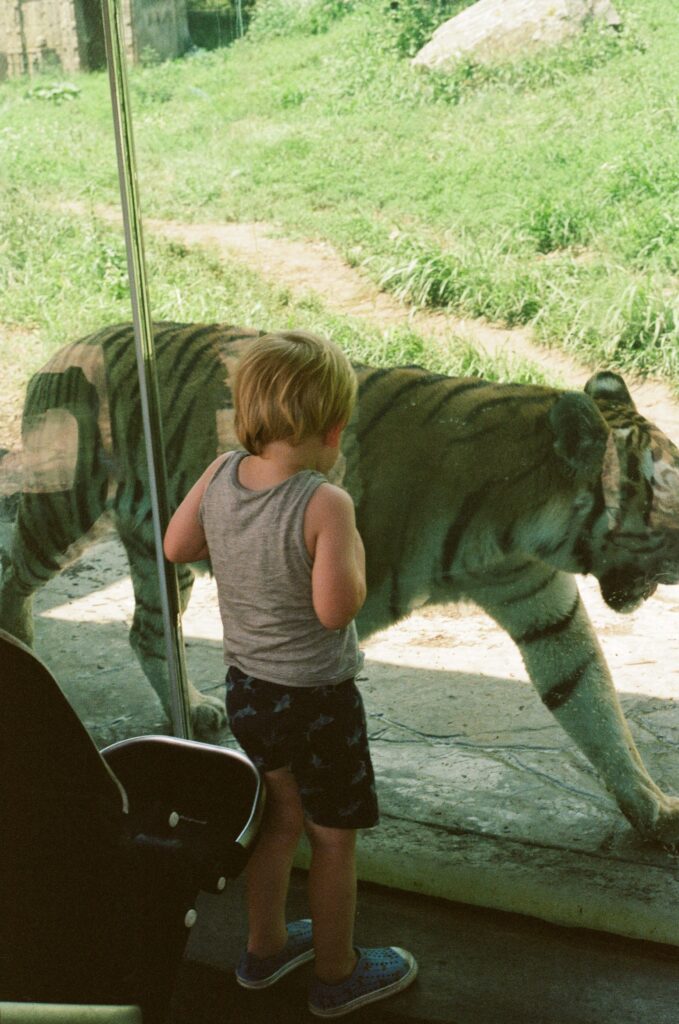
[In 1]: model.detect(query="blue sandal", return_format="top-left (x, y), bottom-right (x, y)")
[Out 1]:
top-left (308, 946), bottom-right (418, 1017)
top-left (236, 919), bottom-right (314, 989)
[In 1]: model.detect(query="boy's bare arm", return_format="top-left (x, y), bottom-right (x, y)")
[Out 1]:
top-left (163, 455), bottom-right (226, 563)
top-left (307, 484), bottom-right (366, 630)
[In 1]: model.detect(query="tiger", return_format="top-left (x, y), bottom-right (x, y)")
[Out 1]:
top-left (2, 321), bottom-right (679, 845)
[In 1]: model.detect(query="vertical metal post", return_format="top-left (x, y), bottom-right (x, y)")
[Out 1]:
top-left (16, 0), bottom-right (29, 76)
top-left (101, 0), bottom-right (193, 739)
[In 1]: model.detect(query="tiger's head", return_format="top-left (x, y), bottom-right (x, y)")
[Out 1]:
top-left (548, 371), bottom-right (679, 613)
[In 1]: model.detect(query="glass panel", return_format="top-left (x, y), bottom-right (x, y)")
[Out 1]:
top-left (0, 2), bottom-right (198, 749)
top-left (5, 1), bottom-right (679, 945)
top-left (0, 334), bottom-right (177, 747)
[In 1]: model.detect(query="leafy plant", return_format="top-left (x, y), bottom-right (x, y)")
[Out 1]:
top-left (26, 81), bottom-right (80, 103)
top-left (380, 0), bottom-right (473, 58)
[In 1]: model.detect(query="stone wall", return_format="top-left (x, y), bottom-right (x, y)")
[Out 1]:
top-left (0, 1), bottom-right (22, 78)
top-left (0, 0), bottom-right (80, 78)
top-left (131, 0), bottom-right (191, 64)
top-left (0, 0), bottom-right (190, 80)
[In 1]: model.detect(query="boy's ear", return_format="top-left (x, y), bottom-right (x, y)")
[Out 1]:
top-left (324, 423), bottom-right (345, 448)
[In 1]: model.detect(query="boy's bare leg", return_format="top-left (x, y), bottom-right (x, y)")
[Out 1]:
top-left (245, 767), bottom-right (305, 958)
top-left (305, 821), bottom-right (358, 984)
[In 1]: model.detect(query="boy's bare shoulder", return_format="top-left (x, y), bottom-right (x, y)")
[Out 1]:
top-left (306, 481), bottom-right (356, 529)
top-left (312, 481), bottom-right (355, 509)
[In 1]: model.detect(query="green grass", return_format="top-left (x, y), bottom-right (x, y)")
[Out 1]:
top-left (0, 0), bottom-right (678, 390)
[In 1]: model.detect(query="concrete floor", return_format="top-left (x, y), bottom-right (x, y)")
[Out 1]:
top-left (173, 868), bottom-right (679, 1024)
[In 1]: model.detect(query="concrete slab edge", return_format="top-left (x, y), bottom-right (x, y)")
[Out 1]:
top-left (294, 817), bottom-right (679, 948)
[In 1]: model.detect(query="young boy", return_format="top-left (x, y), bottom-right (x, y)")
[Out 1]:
top-left (164, 330), bottom-right (417, 1017)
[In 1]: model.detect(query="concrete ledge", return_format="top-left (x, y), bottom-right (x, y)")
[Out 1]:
top-left (320, 817), bottom-right (679, 946)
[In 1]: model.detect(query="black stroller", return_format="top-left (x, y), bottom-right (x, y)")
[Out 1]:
top-left (0, 629), bottom-right (263, 1023)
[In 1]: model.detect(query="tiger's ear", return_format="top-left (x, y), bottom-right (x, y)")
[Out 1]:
top-left (548, 391), bottom-right (609, 479)
top-left (584, 371), bottom-right (636, 409)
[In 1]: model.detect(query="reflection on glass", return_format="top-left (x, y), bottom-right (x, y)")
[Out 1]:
top-left (0, 345), bottom-right (180, 747)
top-left (0, 1), bottom-right (227, 749)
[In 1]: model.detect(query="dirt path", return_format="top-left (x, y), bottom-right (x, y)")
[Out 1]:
top-left (64, 201), bottom-right (679, 443)
top-left (4, 202), bottom-right (679, 448)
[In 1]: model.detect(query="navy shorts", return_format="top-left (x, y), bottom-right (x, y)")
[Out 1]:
top-left (226, 665), bottom-right (379, 830)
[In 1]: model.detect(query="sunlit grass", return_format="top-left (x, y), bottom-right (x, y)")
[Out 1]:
top-left (0, 0), bottom-right (677, 386)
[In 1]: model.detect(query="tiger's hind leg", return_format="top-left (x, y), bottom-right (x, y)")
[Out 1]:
top-left (117, 524), bottom-right (226, 735)
top-left (0, 354), bottom-right (113, 649)
top-left (0, 544), bottom-right (35, 647)
top-left (0, 489), bottom-right (106, 647)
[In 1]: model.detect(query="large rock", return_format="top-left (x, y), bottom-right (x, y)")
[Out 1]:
top-left (412, 0), bottom-right (622, 72)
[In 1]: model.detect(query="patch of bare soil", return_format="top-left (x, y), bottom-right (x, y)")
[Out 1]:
top-left (0, 324), bottom-right (42, 453)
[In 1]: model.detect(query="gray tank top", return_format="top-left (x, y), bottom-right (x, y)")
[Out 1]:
top-left (199, 450), bottom-right (363, 686)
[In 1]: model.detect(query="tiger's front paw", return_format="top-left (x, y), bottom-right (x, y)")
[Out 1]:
top-left (650, 796), bottom-right (679, 850)
top-left (188, 682), bottom-right (227, 737)
top-left (628, 788), bottom-right (679, 850)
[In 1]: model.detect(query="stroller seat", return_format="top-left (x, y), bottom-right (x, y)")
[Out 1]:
top-left (0, 629), bottom-right (263, 1022)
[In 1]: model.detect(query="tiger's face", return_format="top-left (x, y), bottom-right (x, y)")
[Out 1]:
top-left (585, 375), bottom-right (679, 613)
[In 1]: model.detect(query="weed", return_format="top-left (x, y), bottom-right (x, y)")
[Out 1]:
top-left (379, 0), bottom-right (474, 59)
top-left (139, 46), bottom-right (163, 68)
top-left (92, 235), bottom-right (130, 301)
top-left (616, 206), bottom-right (679, 273)
top-left (603, 282), bottom-right (679, 370)
top-left (307, 315), bottom-right (551, 384)
top-left (523, 197), bottom-right (592, 254)
top-left (428, 14), bottom-right (644, 103)
top-left (367, 234), bottom-right (546, 327)
top-left (26, 81), bottom-right (80, 103)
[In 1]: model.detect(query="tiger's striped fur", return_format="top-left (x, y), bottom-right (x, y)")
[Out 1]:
top-left (3, 322), bottom-right (679, 843)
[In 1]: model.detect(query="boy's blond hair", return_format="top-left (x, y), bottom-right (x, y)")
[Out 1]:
top-left (234, 331), bottom-right (357, 455)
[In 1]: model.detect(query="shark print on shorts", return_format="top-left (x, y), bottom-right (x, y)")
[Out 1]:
top-left (225, 665), bottom-right (379, 829)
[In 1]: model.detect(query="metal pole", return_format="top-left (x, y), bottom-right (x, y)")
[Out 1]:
top-left (101, 0), bottom-right (193, 739)
top-left (16, 0), bottom-right (30, 76)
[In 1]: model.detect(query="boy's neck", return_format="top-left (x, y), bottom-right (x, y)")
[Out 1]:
top-left (239, 437), bottom-right (332, 490)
